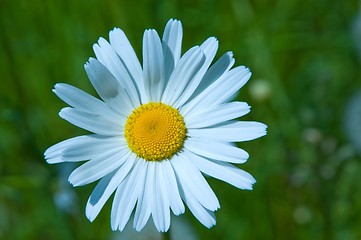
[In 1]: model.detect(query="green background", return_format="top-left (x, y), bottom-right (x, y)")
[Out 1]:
top-left (1, 0), bottom-right (360, 239)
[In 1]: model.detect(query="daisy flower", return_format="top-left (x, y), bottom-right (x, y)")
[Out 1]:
top-left (44, 19), bottom-right (267, 232)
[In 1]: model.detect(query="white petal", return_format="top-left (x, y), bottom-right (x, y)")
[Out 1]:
top-left (185, 149), bottom-right (256, 190)
top-left (59, 107), bottom-right (123, 136)
top-left (183, 65), bottom-right (249, 116)
top-left (68, 148), bottom-right (129, 187)
top-left (111, 158), bottom-right (147, 231)
top-left (84, 58), bottom-right (134, 116)
top-left (152, 162), bottom-right (171, 232)
top-left (85, 156), bottom-right (135, 222)
top-left (45, 135), bottom-right (125, 163)
top-left (173, 37), bottom-right (218, 108)
top-left (162, 19), bottom-right (183, 81)
top-left (181, 52), bottom-right (235, 116)
top-left (210, 67), bottom-right (250, 104)
top-left (174, 162), bottom-right (216, 228)
top-left (184, 101), bottom-right (250, 128)
top-left (93, 38), bottom-right (141, 108)
top-left (184, 138), bottom-right (249, 164)
top-left (53, 83), bottom-right (119, 119)
top-left (161, 47), bottom-right (205, 106)
top-left (188, 121), bottom-right (267, 142)
top-left (109, 28), bottom-right (148, 103)
top-left (183, 195), bottom-right (216, 228)
top-left (143, 29), bottom-right (165, 102)
top-left (195, 51), bottom-right (235, 95)
top-left (162, 160), bottom-right (185, 215)
top-left (133, 162), bottom-right (154, 231)
top-left (62, 137), bottom-right (126, 162)
top-left (171, 154), bottom-right (219, 211)
top-left (45, 135), bottom-right (91, 163)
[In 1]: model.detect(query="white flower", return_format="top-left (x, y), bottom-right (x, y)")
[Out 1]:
top-left (44, 19), bottom-right (267, 232)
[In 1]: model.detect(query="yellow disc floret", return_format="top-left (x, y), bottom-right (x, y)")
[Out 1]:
top-left (124, 102), bottom-right (186, 161)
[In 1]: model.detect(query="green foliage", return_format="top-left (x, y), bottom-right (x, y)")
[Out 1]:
top-left (1, 0), bottom-right (360, 239)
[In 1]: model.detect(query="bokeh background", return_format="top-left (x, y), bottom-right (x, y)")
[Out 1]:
top-left (1, 0), bottom-right (361, 239)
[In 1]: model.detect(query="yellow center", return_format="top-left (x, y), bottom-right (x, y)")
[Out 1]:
top-left (124, 102), bottom-right (186, 161)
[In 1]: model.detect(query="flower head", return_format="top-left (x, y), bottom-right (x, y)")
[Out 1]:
top-left (45, 19), bottom-right (267, 232)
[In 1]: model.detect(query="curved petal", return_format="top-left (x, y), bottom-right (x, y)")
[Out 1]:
top-left (173, 37), bottom-right (219, 108)
top-left (181, 51), bottom-right (235, 116)
top-left (143, 29), bottom-right (165, 102)
top-left (45, 135), bottom-right (94, 163)
top-left (85, 156), bottom-right (135, 222)
top-left (184, 101), bottom-right (250, 128)
top-left (161, 47), bottom-right (205, 106)
top-left (184, 66), bottom-right (250, 114)
top-left (188, 121), bottom-right (267, 142)
top-left (109, 28), bottom-right (148, 103)
top-left (84, 58), bottom-right (135, 116)
top-left (171, 154), bottom-right (219, 211)
top-left (53, 83), bottom-right (119, 119)
top-left (68, 148), bottom-right (130, 187)
top-left (206, 67), bottom-right (251, 105)
top-left (184, 149), bottom-right (256, 190)
top-left (152, 162), bottom-right (171, 232)
top-left (184, 138), bottom-right (249, 164)
top-left (172, 155), bottom-right (217, 228)
top-left (45, 135), bottom-right (125, 163)
top-left (182, 193), bottom-right (216, 229)
top-left (162, 19), bottom-right (183, 81)
top-left (93, 38), bottom-right (141, 108)
top-left (59, 107), bottom-right (123, 136)
top-left (161, 160), bottom-right (184, 216)
top-left (62, 137), bottom-right (126, 162)
top-left (133, 162), bottom-right (155, 231)
top-left (111, 157), bottom-right (146, 231)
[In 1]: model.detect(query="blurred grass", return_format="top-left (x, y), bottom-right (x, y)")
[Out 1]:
top-left (1, 0), bottom-right (361, 239)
